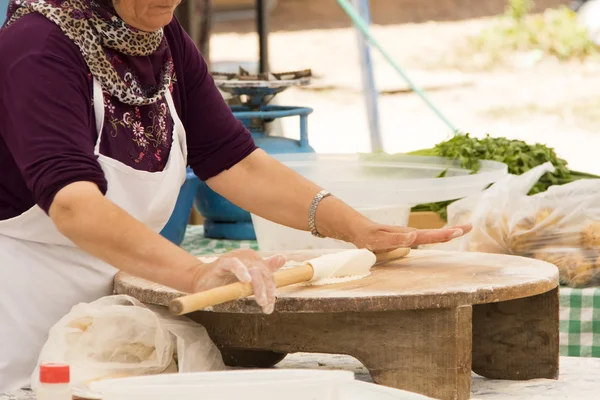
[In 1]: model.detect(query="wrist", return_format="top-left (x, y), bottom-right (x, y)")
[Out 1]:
top-left (314, 197), bottom-right (371, 243)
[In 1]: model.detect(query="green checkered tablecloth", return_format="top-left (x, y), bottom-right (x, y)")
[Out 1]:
top-left (181, 225), bottom-right (258, 256)
top-left (560, 288), bottom-right (600, 357)
top-left (181, 225), bottom-right (600, 358)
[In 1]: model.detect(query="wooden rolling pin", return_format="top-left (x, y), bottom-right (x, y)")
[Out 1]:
top-left (169, 247), bottom-right (410, 315)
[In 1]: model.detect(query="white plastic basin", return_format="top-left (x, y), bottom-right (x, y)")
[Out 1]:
top-left (271, 153), bottom-right (508, 207)
top-left (90, 369), bottom-right (432, 400)
top-left (91, 370), bottom-right (353, 400)
top-left (252, 205), bottom-right (411, 251)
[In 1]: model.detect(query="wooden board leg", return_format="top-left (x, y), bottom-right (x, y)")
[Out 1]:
top-left (472, 287), bottom-right (559, 380)
top-left (191, 307), bottom-right (473, 400)
top-left (356, 307), bottom-right (473, 400)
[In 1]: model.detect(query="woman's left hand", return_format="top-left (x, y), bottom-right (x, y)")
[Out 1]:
top-left (349, 222), bottom-right (472, 253)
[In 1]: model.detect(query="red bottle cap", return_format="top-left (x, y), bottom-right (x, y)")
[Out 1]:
top-left (39, 364), bottom-right (70, 384)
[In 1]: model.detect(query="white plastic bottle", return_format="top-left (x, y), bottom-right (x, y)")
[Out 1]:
top-left (36, 364), bottom-right (72, 400)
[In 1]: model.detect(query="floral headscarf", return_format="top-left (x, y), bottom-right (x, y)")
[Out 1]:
top-left (4, 0), bottom-right (174, 106)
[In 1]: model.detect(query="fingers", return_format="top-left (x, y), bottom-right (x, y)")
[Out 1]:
top-left (247, 265), bottom-right (276, 314)
top-left (450, 223), bottom-right (473, 235)
top-left (358, 223), bottom-right (472, 252)
top-left (261, 267), bottom-right (277, 314)
top-left (220, 251), bottom-right (280, 314)
top-left (265, 254), bottom-right (287, 272)
top-left (247, 267), bottom-right (266, 306)
top-left (413, 227), bottom-right (466, 246)
top-left (206, 250), bottom-right (289, 314)
top-left (353, 224), bottom-right (416, 252)
top-left (363, 231), bottom-right (416, 253)
top-left (390, 231), bottom-right (417, 247)
top-left (224, 257), bottom-right (252, 283)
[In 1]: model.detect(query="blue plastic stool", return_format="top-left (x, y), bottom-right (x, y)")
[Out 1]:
top-left (159, 167), bottom-right (200, 245)
top-left (194, 105), bottom-right (315, 240)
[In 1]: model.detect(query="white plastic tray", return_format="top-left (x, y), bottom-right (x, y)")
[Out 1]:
top-left (271, 153), bottom-right (508, 207)
top-left (91, 370), bottom-right (351, 400)
top-left (90, 370), bottom-right (432, 400)
top-left (342, 380), bottom-right (433, 399)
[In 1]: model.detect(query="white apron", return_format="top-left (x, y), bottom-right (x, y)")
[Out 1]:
top-left (0, 79), bottom-right (187, 392)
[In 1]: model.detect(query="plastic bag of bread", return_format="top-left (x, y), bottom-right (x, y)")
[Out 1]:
top-left (436, 162), bottom-right (600, 287)
top-left (423, 163), bottom-right (557, 252)
top-left (31, 295), bottom-right (224, 396)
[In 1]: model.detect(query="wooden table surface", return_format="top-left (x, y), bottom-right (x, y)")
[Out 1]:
top-left (115, 249), bottom-right (559, 313)
top-left (115, 249), bottom-right (561, 400)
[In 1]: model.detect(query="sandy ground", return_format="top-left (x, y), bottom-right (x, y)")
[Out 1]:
top-left (209, 11), bottom-right (600, 175)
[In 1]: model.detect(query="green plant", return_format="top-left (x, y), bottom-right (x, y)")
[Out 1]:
top-left (408, 133), bottom-right (572, 194)
top-left (362, 133), bottom-right (600, 220)
top-left (472, 1), bottom-right (598, 61)
top-left (508, 0), bottom-right (534, 22)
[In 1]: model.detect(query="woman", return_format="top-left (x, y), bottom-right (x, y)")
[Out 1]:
top-left (0, 0), bottom-right (470, 391)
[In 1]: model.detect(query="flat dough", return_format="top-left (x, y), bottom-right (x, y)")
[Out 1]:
top-left (300, 274), bottom-right (367, 286)
top-left (282, 261), bottom-right (368, 286)
top-left (198, 250), bottom-right (374, 286)
top-left (282, 250), bottom-right (374, 286)
top-left (308, 249), bottom-right (375, 281)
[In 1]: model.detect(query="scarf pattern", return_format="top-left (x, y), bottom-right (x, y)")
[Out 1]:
top-left (2, 0), bottom-right (178, 171)
top-left (5, 0), bottom-right (174, 106)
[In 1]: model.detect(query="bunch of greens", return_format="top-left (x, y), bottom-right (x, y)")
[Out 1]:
top-left (364, 133), bottom-right (599, 220)
top-left (408, 133), bottom-right (574, 195)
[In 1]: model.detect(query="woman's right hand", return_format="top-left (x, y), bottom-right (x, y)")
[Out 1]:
top-left (191, 249), bottom-right (287, 314)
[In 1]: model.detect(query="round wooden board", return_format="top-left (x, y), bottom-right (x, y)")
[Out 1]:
top-left (114, 250), bottom-right (559, 313)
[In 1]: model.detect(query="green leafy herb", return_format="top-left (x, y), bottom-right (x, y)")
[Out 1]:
top-left (363, 133), bottom-right (599, 220)
top-left (414, 133), bottom-right (572, 195)
top-left (411, 200), bottom-right (454, 221)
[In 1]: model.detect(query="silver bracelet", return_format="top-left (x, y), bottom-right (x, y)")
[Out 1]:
top-left (309, 190), bottom-right (331, 238)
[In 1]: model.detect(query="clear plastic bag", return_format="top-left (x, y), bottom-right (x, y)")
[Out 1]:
top-left (436, 163), bottom-right (600, 287)
top-left (31, 295), bottom-right (224, 393)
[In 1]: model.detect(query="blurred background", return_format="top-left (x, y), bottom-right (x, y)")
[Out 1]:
top-left (4, 0), bottom-right (600, 235)
top-left (3, 0), bottom-right (599, 173)
top-left (172, 0), bottom-right (600, 175)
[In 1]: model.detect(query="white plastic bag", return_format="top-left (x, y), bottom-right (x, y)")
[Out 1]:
top-left (451, 162), bottom-right (557, 254)
top-left (31, 295), bottom-right (224, 393)
top-left (422, 162), bottom-right (557, 252)
top-left (433, 162), bottom-right (600, 287)
top-left (146, 304), bottom-right (224, 373)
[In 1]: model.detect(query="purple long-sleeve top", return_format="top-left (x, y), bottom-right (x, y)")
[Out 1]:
top-left (0, 14), bottom-right (256, 220)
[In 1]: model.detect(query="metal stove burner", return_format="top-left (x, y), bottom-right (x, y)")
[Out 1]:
top-left (212, 68), bottom-right (312, 82)
top-left (212, 68), bottom-right (312, 108)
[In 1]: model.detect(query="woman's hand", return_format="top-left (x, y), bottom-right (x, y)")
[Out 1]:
top-left (50, 183), bottom-right (287, 314)
top-left (349, 222), bottom-right (473, 253)
top-left (192, 249), bottom-right (287, 314)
